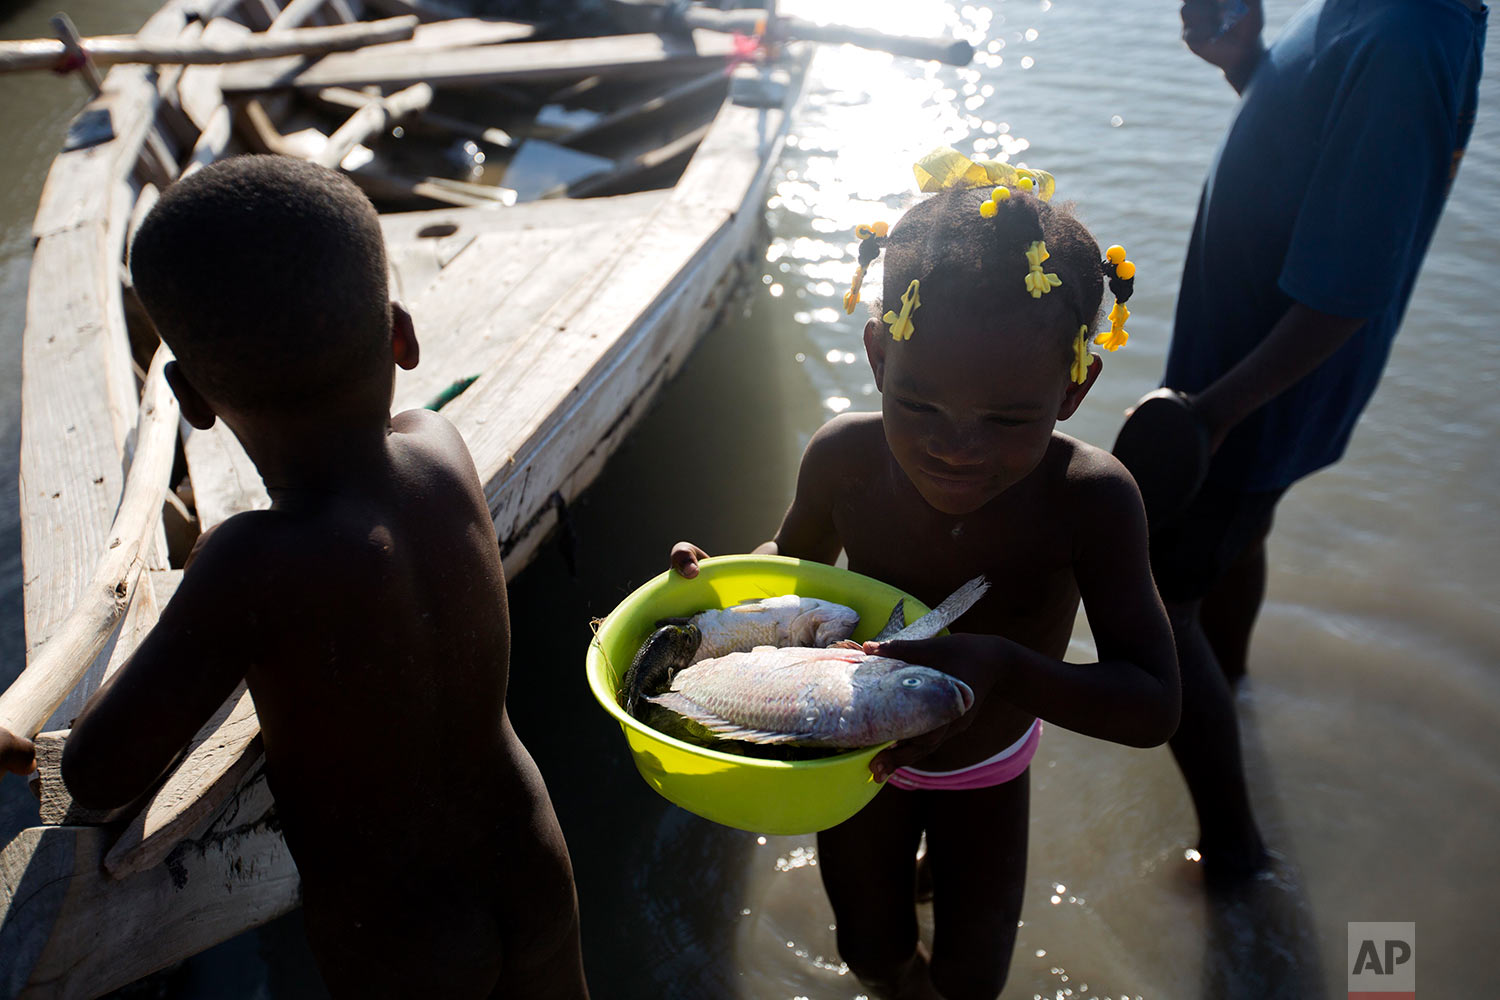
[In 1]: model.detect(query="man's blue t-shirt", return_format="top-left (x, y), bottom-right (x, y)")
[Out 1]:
top-left (1166, 0), bottom-right (1487, 491)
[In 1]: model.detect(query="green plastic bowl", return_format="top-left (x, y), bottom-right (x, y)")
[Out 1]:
top-left (586, 554), bottom-right (935, 835)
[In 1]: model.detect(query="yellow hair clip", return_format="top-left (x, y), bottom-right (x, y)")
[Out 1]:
top-left (1071, 325), bottom-right (1091, 384)
top-left (912, 147), bottom-right (1056, 201)
top-left (1024, 241), bottom-right (1062, 298)
top-left (883, 279), bottom-right (921, 341)
top-left (844, 221), bottom-right (891, 314)
top-left (1094, 244), bottom-right (1134, 350)
top-left (1095, 301), bottom-right (1130, 352)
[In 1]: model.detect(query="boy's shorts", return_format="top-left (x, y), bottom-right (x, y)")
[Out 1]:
top-left (1148, 484), bottom-right (1287, 603)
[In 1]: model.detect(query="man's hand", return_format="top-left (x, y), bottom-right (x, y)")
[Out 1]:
top-left (0, 727), bottom-right (37, 778)
top-left (1181, 0), bottom-right (1265, 92)
top-left (669, 541), bottom-right (710, 579)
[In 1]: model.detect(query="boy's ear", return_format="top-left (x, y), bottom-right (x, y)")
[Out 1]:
top-left (164, 361), bottom-right (217, 430)
top-left (863, 319), bottom-right (887, 391)
top-left (392, 302), bottom-right (420, 371)
top-left (1056, 354), bottom-right (1102, 421)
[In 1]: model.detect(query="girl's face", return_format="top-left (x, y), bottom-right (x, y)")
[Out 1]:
top-left (865, 315), bottom-right (1098, 516)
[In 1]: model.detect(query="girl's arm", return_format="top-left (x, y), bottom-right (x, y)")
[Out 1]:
top-left (871, 461), bottom-right (1180, 752)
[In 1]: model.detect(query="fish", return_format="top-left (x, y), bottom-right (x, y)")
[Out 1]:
top-left (645, 646), bottom-right (974, 747)
top-left (619, 623), bottom-right (701, 720)
top-left (680, 595), bottom-right (860, 662)
top-left (644, 575), bottom-right (991, 747)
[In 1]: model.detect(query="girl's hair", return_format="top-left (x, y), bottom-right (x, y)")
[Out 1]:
top-left (873, 185), bottom-right (1104, 369)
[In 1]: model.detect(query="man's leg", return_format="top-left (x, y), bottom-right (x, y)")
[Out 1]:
top-left (1166, 596), bottom-right (1269, 884)
top-left (1198, 536), bottom-right (1269, 685)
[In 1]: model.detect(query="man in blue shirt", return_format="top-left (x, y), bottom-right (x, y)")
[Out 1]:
top-left (1149, 0), bottom-right (1486, 884)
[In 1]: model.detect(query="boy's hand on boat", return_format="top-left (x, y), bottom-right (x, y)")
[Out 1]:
top-left (670, 541), bottom-right (711, 579)
top-left (0, 727), bottom-right (37, 777)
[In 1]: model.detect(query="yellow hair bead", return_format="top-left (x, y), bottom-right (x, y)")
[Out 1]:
top-left (979, 200), bottom-right (998, 218)
top-left (1106, 245), bottom-right (1127, 265)
top-left (883, 279), bottom-right (921, 341)
top-left (992, 186), bottom-right (1011, 202)
top-left (1070, 325), bottom-right (1092, 384)
top-left (872, 221), bottom-right (889, 237)
top-left (1017, 176), bottom-right (1034, 191)
top-left (1117, 259), bottom-right (1136, 280)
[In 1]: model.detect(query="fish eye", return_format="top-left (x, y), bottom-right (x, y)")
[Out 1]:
top-left (901, 677), bottom-right (922, 687)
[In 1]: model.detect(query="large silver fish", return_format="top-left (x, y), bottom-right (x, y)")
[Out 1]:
top-left (645, 646), bottom-right (974, 747)
top-left (646, 576), bottom-right (990, 747)
top-left (684, 595), bottom-right (860, 662)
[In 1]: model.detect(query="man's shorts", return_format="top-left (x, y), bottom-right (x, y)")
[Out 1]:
top-left (1148, 484), bottom-right (1287, 604)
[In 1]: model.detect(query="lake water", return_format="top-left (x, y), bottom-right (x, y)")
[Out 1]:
top-left (2, 1), bottom-right (1497, 997)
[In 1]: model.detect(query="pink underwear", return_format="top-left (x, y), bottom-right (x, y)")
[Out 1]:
top-left (885, 720), bottom-right (1042, 792)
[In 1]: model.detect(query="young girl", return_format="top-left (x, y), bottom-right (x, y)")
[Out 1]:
top-left (672, 149), bottom-right (1179, 1000)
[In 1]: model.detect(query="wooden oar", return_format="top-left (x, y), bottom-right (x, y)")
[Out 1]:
top-left (0, 15), bottom-right (417, 74)
top-left (609, 0), bottom-right (974, 66)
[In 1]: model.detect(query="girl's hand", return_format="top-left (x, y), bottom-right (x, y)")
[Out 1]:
top-left (862, 634), bottom-right (1004, 781)
top-left (669, 541), bottom-right (710, 579)
top-left (0, 727), bottom-right (37, 778)
top-left (1180, 0), bottom-right (1265, 91)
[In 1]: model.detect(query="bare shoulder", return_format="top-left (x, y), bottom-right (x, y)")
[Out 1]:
top-left (1052, 432), bottom-right (1146, 515)
top-left (805, 411), bottom-right (886, 472)
top-left (391, 407), bottom-right (483, 490)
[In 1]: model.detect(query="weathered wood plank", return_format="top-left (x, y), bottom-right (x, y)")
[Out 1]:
top-left (219, 29), bottom-right (737, 92)
top-left (32, 64), bottom-right (164, 240)
top-left (6, 350), bottom-right (179, 739)
top-left (448, 91), bottom-right (795, 569)
top-left (0, 767), bottom-right (297, 999)
top-left (393, 227), bottom-right (608, 411)
top-left (17, 224), bottom-right (138, 700)
top-left (176, 18), bottom-right (245, 133)
top-left (105, 684), bottom-right (262, 878)
top-left (0, 16), bottom-right (417, 73)
top-left (314, 81), bottom-right (432, 169)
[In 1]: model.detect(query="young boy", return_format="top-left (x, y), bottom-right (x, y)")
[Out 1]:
top-left (673, 174), bottom-right (1179, 999)
top-left (59, 156), bottom-right (588, 999)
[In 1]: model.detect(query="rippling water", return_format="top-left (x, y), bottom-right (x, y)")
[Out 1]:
top-left (2, 1), bottom-right (1497, 997)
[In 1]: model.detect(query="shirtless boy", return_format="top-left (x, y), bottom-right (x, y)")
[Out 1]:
top-left (59, 156), bottom-right (588, 999)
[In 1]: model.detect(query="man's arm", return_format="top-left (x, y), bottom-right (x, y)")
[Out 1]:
top-left (1190, 303), bottom-right (1367, 451)
top-left (61, 522), bottom-right (261, 809)
top-left (1181, 0), bottom-right (1266, 94)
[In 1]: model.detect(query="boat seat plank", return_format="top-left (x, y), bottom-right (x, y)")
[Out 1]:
top-left (219, 29), bottom-right (736, 93)
top-left (393, 226), bottom-right (616, 412)
top-left (362, 17), bottom-right (536, 51)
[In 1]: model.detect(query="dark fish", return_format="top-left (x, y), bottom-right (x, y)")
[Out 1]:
top-left (620, 623), bottom-right (701, 720)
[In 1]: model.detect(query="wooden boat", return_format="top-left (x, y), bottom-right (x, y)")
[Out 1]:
top-left (0, 0), bottom-right (810, 993)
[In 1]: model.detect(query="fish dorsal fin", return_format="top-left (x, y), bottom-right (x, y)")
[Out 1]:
top-left (894, 576), bottom-right (990, 641)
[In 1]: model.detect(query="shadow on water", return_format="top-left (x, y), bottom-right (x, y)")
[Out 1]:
top-left (1199, 684), bottom-right (1327, 1000)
